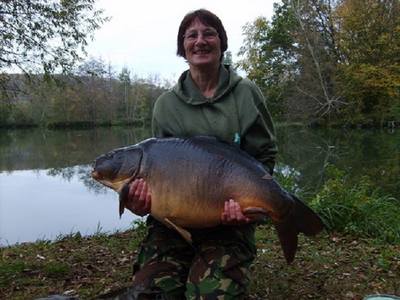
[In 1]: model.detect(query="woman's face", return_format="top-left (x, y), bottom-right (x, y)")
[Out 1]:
top-left (183, 18), bottom-right (221, 69)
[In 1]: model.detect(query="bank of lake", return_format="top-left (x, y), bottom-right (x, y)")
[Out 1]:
top-left (0, 223), bottom-right (399, 299)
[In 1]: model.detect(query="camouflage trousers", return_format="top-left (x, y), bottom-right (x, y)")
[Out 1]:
top-left (131, 216), bottom-right (257, 300)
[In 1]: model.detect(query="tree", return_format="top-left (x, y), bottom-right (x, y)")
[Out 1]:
top-left (74, 57), bottom-right (113, 123)
top-left (237, 5), bottom-right (298, 119)
top-left (335, 0), bottom-right (400, 124)
top-left (0, 0), bottom-right (107, 76)
top-left (118, 67), bottom-right (134, 121)
top-left (238, 0), bottom-right (399, 125)
top-left (237, 0), bottom-right (345, 121)
top-left (289, 0), bottom-right (344, 119)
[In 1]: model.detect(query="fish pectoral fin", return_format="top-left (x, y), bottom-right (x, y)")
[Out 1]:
top-left (163, 218), bottom-right (192, 244)
top-left (118, 184), bottom-right (131, 218)
top-left (243, 207), bottom-right (269, 222)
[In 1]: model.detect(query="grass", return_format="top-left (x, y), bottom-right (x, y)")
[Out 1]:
top-left (0, 229), bottom-right (139, 299)
top-left (309, 166), bottom-right (400, 244)
top-left (250, 226), bottom-right (399, 299)
top-left (1, 224), bottom-right (399, 300)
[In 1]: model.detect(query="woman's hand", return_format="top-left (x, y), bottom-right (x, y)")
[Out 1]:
top-left (124, 178), bottom-right (152, 216)
top-left (221, 199), bottom-right (252, 225)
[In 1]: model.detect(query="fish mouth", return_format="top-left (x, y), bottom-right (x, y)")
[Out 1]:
top-left (92, 173), bottom-right (135, 193)
top-left (91, 170), bottom-right (102, 180)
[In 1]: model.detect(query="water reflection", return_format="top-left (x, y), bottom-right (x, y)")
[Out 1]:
top-left (0, 168), bottom-right (140, 246)
top-left (0, 127), bottom-right (152, 246)
top-left (0, 126), bottom-right (399, 246)
top-left (0, 127), bottom-right (151, 171)
top-left (277, 126), bottom-right (400, 197)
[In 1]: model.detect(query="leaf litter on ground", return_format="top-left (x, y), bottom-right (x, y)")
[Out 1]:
top-left (0, 225), bottom-right (399, 299)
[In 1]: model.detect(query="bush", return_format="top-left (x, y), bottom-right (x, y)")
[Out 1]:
top-left (310, 165), bottom-right (400, 244)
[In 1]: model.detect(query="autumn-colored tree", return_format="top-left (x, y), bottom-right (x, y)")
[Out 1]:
top-left (238, 0), bottom-right (399, 125)
top-left (335, 0), bottom-right (400, 124)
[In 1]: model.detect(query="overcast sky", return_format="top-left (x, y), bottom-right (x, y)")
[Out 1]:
top-left (85, 0), bottom-right (277, 80)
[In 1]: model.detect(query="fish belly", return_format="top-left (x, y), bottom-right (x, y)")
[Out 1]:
top-left (149, 183), bottom-right (225, 228)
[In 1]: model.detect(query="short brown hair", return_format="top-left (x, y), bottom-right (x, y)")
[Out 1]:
top-left (177, 9), bottom-right (228, 60)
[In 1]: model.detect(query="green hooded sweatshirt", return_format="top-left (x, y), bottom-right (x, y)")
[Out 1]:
top-left (152, 65), bottom-right (277, 173)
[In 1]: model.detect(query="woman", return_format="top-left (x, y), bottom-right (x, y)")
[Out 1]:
top-left (125, 9), bottom-right (277, 300)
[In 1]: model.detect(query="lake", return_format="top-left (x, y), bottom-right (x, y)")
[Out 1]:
top-left (1, 126), bottom-right (399, 246)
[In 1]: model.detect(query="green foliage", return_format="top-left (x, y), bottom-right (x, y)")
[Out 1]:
top-left (338, 63), bottom-right (400, 124)
top-left (335, 0), bottom-right (400, 124)
top-left (238, 0), bottom-right (341, 121)
top-left (336, 0), bottom-right (400, 65)
top-left (0, 0), bottom-right (108, 76)
top-left (236, 4), bottom-right (297, 119)
top-left (43, 262), bottom-right (71, 279)
top-left (238, 0), bottom-right (400, 125)
top-left (311, 165), bottom-right (400, 244)
top-left (129, 219), bottom-right (148, 249)
top-left (275, 157), bottom-right (400, 244)
top-left (0, 261), bottom-right (26, 287)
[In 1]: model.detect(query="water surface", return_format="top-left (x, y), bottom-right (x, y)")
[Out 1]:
top-left (0, 127), bottom-right (151, 246)
top-left (1, 126), bottom-right (398, 246)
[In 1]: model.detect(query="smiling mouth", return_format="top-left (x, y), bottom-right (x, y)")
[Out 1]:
top-left (194, 49), bottom-right (211, 55)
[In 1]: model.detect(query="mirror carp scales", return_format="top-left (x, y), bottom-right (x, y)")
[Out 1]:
top-left (92, 136), bottom-right (324, 263)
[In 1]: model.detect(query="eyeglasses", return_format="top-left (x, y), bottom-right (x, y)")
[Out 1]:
top-left (183, 29), bottom-right (219, 42)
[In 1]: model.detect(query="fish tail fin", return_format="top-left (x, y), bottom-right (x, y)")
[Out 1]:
top-left (290, 193), bottom-right (325, 236)
top-left (274, 220), bottom-right (298, 264)
top-left (274, 193), bottom-right (324, 264)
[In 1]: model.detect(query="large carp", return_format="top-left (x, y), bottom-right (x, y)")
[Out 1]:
top-left (92, 136), bottom-right (324, 263)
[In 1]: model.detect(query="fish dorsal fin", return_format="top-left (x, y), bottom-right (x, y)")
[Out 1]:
top-left (163, 218), bottom-right (192, 244)
top-left (262, 173), bottom-right (272, 180)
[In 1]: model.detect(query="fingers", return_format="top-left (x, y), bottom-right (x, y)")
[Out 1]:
top-left (128, 179), bottom-right (140, 200)
top-left (221, 199), bottom-right (250, 225)
top-left (126, 178), bottom-right (151, 216)
top-left (140, 181), bottom-right (151, 214)
top-left (221, 201), bottom-right (229, 223)
top-left (143, 192), bottom-right (151, 214)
